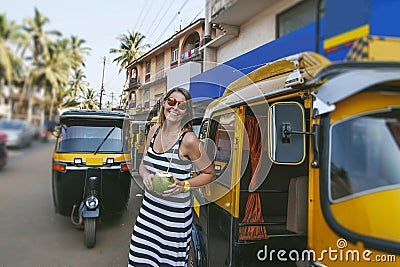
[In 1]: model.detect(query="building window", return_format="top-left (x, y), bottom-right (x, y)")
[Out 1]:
top-left (277, 0), bottom-right (324, 38)
top-left (144, 89), bottom-right (150, 108)
top-left (145, 62), bottom-right (151, 82)
top-left (130, 67), bottom-right (137, 81)
top-left (171, 46), bottom-right (178, 63)
top-left (156, 53), bottom-right (165, 79)
top-left (128, 92), bottom-right (136, 109)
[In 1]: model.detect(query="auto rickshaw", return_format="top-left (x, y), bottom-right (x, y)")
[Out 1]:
top-left (191, 40), bottom-right (400, 266)
top-left (130, 120), bottom-right (147, 171)
top-left (52, 110), bottom-right (132, 248)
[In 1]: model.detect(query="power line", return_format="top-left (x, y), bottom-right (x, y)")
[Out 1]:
top-left (146, 1), bottom-right (175, 42)
top-left (132, 0), bottom-right (150, 31)
top-left (153, 0), bottom-right (190, 46)
top-left (137, 0), bottom-right (155, 32)
top-left (189, 1), bottom-right (207, 24)
top-left (145, 0), bottom-right (169, 38)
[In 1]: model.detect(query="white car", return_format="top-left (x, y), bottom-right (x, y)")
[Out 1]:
top-left (0, 119), bottom-right (35, 148)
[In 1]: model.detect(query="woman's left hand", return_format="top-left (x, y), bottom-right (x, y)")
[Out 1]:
top-left (162, 180), bottom-right (184, 197)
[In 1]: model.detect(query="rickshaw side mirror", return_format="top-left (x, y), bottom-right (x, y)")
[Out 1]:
top-left (268, 102), bottom-right (306, 164)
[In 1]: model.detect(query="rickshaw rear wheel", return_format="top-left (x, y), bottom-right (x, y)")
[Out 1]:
top-left (188, 238), bottom-right (199, 267)
top-left (84, 218), bottom-right (96, 248)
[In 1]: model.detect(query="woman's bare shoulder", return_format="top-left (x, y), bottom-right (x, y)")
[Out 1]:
top-left (181, 131), bottom-right (199, 146)
top-left (147, 124), bottom-right (159, 140)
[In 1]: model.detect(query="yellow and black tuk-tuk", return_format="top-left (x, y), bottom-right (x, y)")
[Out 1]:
top-left (130, 120), bottom-right (147, 171)
top-left (190, 38), bottom-right (400, 266)
top-left (52, 110), bottom-right (132, 248)
top-left (129, 116), bottom-right (160, 172)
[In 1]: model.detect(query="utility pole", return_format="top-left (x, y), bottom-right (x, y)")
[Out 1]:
top-left (99, 56), bottom-right (106, 110)
top-left (110, 92), bottom-right (114, 109)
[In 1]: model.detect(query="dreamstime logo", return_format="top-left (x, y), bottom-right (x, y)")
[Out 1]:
top-left (257, 238), bottom-right (397, 263)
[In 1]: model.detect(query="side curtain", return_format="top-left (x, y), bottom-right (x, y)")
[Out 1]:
top-left (239, 116), bottom-right (268, 240)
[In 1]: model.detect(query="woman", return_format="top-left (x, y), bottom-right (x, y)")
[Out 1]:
top-left (128, 88), bottom-right (216, 266)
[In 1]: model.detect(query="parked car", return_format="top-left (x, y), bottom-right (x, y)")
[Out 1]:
top-left (0, 130), bottom-right (7, 169)
top-left (0, 119), bottom-right (35, 148)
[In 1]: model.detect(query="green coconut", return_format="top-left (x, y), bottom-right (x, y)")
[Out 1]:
top-left (152, 172), bottom-right (174, 194)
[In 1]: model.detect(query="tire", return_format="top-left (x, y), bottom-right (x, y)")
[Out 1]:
top-left (84, 218), bottom-right (96, 248)
top-left (188, 237), bottom-right (199, 267)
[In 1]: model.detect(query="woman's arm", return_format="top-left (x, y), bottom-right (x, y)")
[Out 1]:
top-left (180, 132), bottom-right (216, 188)
top-left (164, 131), bottom-right (216, 196)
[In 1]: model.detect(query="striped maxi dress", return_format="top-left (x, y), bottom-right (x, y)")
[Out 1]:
top-left (128, 129), bottom-right (193, 267)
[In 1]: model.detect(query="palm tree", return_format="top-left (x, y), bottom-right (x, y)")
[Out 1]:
top-left (22, 9), bottom-right (92, 120)
top-left (15, 8), bottom-right (64, 121)
top-left (69, 68), bottom-right (88, 98)
top-left (57, 87), bottom-right (81, 110)
top-left (22, 7), bottom-right (61, 65)
top-left (0, 14), bottom-right (25, 120)
top-left (109, 30), bottom-right (150, 75)
top-left (66, 35), bottom-right (91, 99)
top-left (0, 14), bottom-right (23, 85)
top-left (80, 88), bottom-right (99, 110)
top-left (31, 39), bottom-right (71, 120)
top-left (69, 35), bottom-right (91, 69)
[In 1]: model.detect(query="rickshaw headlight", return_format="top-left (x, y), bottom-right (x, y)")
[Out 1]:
top-left (85, 196), bottom-right (99, 209)
top-left (74, 158), bottom-right (82, 165)
top-left (120, 163), bottom-right (132, 172)
top-left (53, 163), bottom-right (66, 172)
top-left (106, 158), bottom-right (114, 164)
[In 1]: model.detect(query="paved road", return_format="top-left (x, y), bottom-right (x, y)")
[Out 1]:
top-left (0, 140), bottom-right (143, 266)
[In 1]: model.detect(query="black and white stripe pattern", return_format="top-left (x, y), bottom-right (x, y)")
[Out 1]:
top-left (129, 129), bottom-right (193, 266)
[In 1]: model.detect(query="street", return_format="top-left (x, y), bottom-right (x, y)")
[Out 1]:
top-left (0, 139), bottom-right (143, 266)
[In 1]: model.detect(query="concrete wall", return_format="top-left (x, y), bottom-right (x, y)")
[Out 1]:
top-left (167, 62), bottom-right (202, 92)
top-left (216, 0), bottom-right (300, 64)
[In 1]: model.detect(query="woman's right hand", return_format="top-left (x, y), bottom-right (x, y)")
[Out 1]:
top-left (143, 173), bottom-right (154, 192)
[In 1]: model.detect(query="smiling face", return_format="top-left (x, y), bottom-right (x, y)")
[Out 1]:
top-left (163, 91), bottom-right (187, 124)
top-left (158, 88), bottom-right (193, 131)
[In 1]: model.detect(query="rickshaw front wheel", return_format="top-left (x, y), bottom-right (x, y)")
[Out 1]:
top-left (84, 218), bottom-right (96, 248)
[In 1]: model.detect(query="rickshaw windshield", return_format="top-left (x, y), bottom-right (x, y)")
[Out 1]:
top-left (57, 119), bottom-right (124, 153)
top-left (330, 108), bottom-right (400, 201)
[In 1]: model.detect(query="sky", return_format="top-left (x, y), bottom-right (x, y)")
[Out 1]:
top-left (1, 0), bottom-right (205, 106)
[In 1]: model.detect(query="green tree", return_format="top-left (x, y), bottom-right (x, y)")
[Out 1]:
top-left (69, 68), bottom-right (88, 98)
top-left (80, 88), bottom-right (99, 110)
top-left (22, 8), bottom-right (91, 119)
top-left (66, 35), bottom-right (91, 99)
top-left (69, 35), bottom-right (91, 69)
top-left (109, 30), bottom-right (150, 78)
top-left (22, 7), bottom-right (61, 65)
top-left (31, 39), bottom-right (71, 119)
top-left (0, 14), bottom-right (23, 85)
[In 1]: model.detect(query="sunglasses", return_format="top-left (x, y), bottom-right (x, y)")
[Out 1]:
top-left (165, 97), bottom-right (187, 110)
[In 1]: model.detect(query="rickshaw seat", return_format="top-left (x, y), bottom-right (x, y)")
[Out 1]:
top-left (286, 176), bottom-right (308, 234)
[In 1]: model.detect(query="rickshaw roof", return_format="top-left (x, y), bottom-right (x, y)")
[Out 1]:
top-left (60, 110), bottom-right (129, 121)
top-left (203, 51), bottom-right (330, 118)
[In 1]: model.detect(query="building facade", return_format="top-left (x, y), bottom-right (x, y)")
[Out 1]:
top-left (192, 0), bottom-right (400, 100)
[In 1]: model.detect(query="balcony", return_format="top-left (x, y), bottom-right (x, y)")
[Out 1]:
top-left (128, 78), bottom-right (140, 89)
top-left (128, 101), bottom-right (136, 109)
top-left (181, 47), bottom-right (202, 62)
top-left (209, 0), bottom-right (274, 25)
top-left (141, 70), bottom-right (167, 86)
